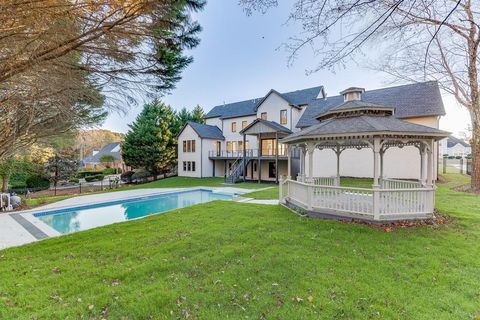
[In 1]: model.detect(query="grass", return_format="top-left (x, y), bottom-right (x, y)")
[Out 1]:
top-left (23, 195), bottom-right (73, 207)
top-left (1, 174), bottom-right (479, 319)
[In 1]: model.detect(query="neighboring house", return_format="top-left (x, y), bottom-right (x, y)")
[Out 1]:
top-left (440, 136), bottom-right (471, 157)
top-left (82, 142), bottom-right (130, 171)
top-left (177, 81), bottom-right (446, 182)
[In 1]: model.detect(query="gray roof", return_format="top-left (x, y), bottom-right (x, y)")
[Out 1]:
top-left (283, 115), bottom-right (449, 142)
top-left (447, 136), bottom-right (470, 148)
top-left (205, 86), bottom-right (324, 119)
top-left (240, 119), bottom-right (293, 135)
top-left (297, 81), bottom-right (445, 128)
top-left (186, 121), bottom-right (225, 140)
top-left (83, 142), bottom-right (122, 163)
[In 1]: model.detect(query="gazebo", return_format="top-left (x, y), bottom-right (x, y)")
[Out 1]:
top-left (279, 91), bottom-right (449, 221)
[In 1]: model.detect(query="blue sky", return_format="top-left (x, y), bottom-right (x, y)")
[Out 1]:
top-left (102, 0), bottom-right (469, 137)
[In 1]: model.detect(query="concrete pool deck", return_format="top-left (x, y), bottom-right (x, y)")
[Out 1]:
top-left (0, 186), bottom-right (278, 250)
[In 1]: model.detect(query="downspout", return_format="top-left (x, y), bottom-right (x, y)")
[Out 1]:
top-left (200, 138), bottom-right (203, 178)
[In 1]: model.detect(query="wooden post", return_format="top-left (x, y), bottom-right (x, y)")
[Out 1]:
top-left (373, 189), bottom-right (380, 220)
top-left (306, 142), bottom-right (315, 183)
top-left (426, 139), bottom-right (433, 187)
top-left (213, 160), bottom-right (215, 177)
top-left (372, 137), bottom-right (381, 188)
top-left (243, 134), bottom-right (247, 182)
top-left (287, 145), bottom-right (291, 180)
top-left (275, 131), bottom-right (279, 184)
top-left (379, 149), bottom-right (384, 185)
top-left (335, 145), bottom-right (342, 186)
top-left (420, 145), bottom-right (426, 186)
top-left (460, 157), bottom-right (464, 174)
top-left (258, 133), bottom-right (261, 183)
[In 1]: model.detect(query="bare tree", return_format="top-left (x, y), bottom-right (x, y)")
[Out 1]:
top-left (241, 0), bottom-right (480, 191)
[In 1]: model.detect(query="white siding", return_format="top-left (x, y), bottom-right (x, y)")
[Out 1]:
top-left (256, 92), bottom-right (294, 130)
top-left (177, 125), bottom-right (202, 178)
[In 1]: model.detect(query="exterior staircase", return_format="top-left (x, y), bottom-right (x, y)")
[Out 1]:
top-left (225, 156), bottom-right (252, 184)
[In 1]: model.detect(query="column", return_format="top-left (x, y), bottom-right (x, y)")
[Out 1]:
top-left (299, 145), bottom-right (305, 181)
top-left (419, 144), bottom-right (426, 186)
top-left (380, 149), bottom-right (384, 183)
top-left (306, 142), bottom-right (315, 183)
top-left (373, 137), bottom-right (381, 188)
top-left (287, 145), bottom-right (291, 180)
top-left (335, 146), bottom-right (342, 186)
top-left (243, 133), bottom-right (246, 182)
top-left (275, 131), bottom-right (279, 184)
top-left (258, 133), bottom-right (261, 183)
top-left (426, 139), bottom-right (433, 187)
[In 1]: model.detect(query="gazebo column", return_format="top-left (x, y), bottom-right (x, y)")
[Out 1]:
top-left (306, 142), bottom-right (316, 183)
top-left (419, 144), bottom-right (426, 186)
top-left (299, 145), bottom-right (306, 181)
top-left (334, 146), bottom-right (344, 186)
top-left (426, 139), bottom-right (434, 187)
top-left (372, 137), bottom-right (381, 188)
top-left (379, 148), bottom-right (385, 185)
top-left (287, 145), bottom-right (291, 180)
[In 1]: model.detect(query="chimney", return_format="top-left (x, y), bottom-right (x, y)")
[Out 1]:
top-left (340, 87), bottom-right (365, 102)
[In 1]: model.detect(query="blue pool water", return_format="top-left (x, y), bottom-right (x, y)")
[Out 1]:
top-left (34, 189), bottom-right (233, 234)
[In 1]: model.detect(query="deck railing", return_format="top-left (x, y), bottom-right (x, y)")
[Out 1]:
top-left (209, 148), bottom-right (301, 159)
top-left (281, 179), bottom-right (435, 221)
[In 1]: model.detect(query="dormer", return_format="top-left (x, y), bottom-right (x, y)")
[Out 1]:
top-left (340, 87), bottom-right (365, 102)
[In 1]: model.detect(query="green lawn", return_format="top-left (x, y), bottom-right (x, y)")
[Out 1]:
top-left (1, 174), bottom-right (479, 319)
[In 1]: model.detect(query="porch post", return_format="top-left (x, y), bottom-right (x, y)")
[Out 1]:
top-left (426, 139), bottom-right (434, 187)
top-left (306, 142), bottom-right (315, 183)
top-left (243, 133), bottom-right (246, 182)
top-left (373, 137), bottom-right (381, 188)
top-left (287, 145), bottom-right (291, 180)
top-left (275, 131), bottom-right (279, 183)
top-left (213, 160), bottom-right (215, 177)
top-left (380, 149), bottom-right (384, 183)
top-left (258, 133), bottom-right (261, 183)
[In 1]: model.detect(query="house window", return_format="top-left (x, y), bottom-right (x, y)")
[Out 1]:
top-left (183, 161), bottom-right (187, 171)
top-left (238, 141), bottom-right (243, 151)
top-left (192, 161), bottom-right (196, 172)
top-left (242, 121), bottom-right (248, 129)
top-left (183, 140), bottom-right (196, 153)
top-left (187, 161), bottom-right (191, 171)
top-left (231, 122), bottom-right (237, 132)
top-left (268, 162), bottom-right (276, 178)
top-left (261, 112), bottom-right (267, 120)
top-left (253, 162), bottom-right (257, 172)
top-left (227, 141), bottom-right (232, 152)
top-left (280, 109), bottom-right (287, 124)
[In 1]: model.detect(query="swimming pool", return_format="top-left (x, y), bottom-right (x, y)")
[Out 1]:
top-left (34, 189), bottom-right (233, 234)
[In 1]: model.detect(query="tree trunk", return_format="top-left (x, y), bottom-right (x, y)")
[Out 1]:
top-left (471, 114), bottom-right (480, 192)
top-left (1, 175), bottom-right (9, 193)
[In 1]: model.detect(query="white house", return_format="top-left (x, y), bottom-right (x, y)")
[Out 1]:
top-left (440, 136), bottom-right (471, 157)
top-left (177, 81), bottom-right (447, 183)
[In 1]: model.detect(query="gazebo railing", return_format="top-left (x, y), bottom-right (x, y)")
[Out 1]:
top-left (380, 178), bottom-right (422, 189)
top-left (296, 175), bottom-right (337, 186)
top-left (281, 179), bottom-right (435, 221)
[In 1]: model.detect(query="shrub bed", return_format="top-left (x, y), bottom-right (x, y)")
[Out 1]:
top-left (84, 174), bottom-right (105, 182)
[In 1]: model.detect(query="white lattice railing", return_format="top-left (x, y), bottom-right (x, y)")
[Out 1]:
top-left (377, 188), bottom-right (435, 215)
top-left (284, 179), bottom-right (435, 220)
top-left (296, 175), bottom-right (337, 186)
top-left (380, 178), bottom-right (421, 189)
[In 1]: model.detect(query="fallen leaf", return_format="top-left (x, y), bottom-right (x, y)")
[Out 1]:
top-left (52, 267), bottom-right (61, 274)
top-left (88, 304), bottom-right (94, 311)
top-left (307, 295), bottom-right (314, 303)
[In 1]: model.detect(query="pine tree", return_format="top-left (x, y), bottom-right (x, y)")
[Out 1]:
top-left (122, 100), bottom-right (176, 179)
top-left (191, 105), bottom-right (205, 124)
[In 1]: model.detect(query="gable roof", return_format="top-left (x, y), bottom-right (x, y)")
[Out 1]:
top-left (205, 86), bottom-right (324, 119)
top-left (83, 142), bottom-right (122, 163)
top-left (179, 121), bottom-right (225, 140)
top-left (447, 136), bottom-right (470, 148)
top-left (283, 115), bottom-right (449, 143)
top-left (239, 119), bottom-right (293, 135)
top-left (297, 81), bottom-right (445, 128)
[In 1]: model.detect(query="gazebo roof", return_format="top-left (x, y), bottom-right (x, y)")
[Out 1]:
top-left (282, 115), bottom-right (449, 143)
